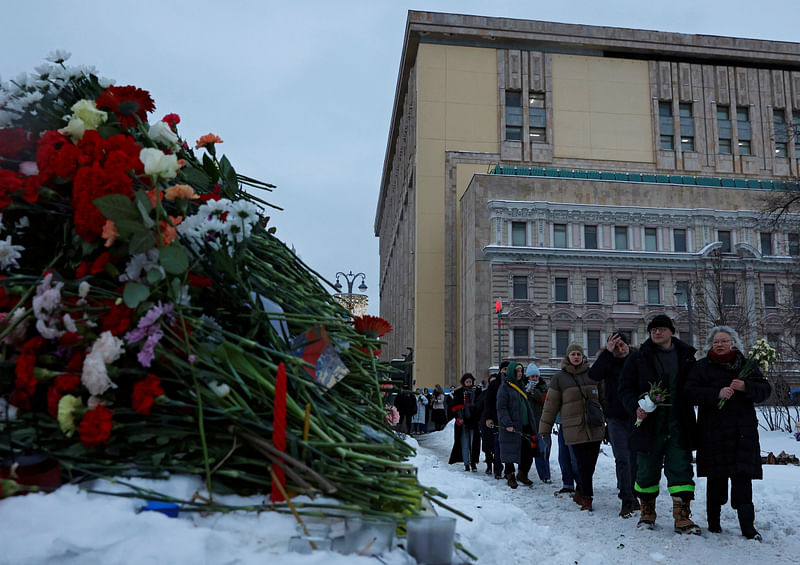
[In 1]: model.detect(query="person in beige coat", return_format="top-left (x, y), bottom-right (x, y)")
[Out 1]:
top-left (539, 342), bottom-right (605, 511)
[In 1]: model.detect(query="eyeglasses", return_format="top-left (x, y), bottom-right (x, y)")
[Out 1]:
top-left (650, 327), bottom-right (670, 332)
top-left (712, 339), bottom-right (732, 345)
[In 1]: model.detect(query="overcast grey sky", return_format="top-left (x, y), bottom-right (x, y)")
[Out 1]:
top-left (2, 1), bottom-right (798, 315)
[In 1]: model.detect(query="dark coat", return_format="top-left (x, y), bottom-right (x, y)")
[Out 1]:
top-left (478, 376), bottom-right (502, 452)
top-left (394, 390), bottom-right (417, 416)
top-left (588, 349), bottom-right (633, 422)
top-left (496, 374), bottom-right (537, 464)
top-left (448, 386), bottom-right (482, 465)
top-left (619, 337), bottom-right (697, 453)
top-left (685, 352), bottom-right (771, 479)
top-left (527, 379), bottom-right (548, 426)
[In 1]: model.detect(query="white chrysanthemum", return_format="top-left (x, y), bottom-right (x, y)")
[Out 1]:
top-left (82, 331), bottom-right (124, 396)
top-left (79, 280), bottom-right (91, 299)
top-left (45, 49), bottom-right (71, 64)
top-left (0, 235), bottom-right (24, 270)
top-left (120, 249), bottom-right (163, 283)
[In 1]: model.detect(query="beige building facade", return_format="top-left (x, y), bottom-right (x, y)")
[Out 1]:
top-left (375, 11), bottom-right (800, 389)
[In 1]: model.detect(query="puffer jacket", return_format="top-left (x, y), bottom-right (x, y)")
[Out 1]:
top-left (619, 337), bottom-right (697, 453)
top-left (539, 358), bottom-right (605, 446)
top-left (496, 363), bottom-right (537, 464)
top-left (685, 352), bottom-right (771, 479)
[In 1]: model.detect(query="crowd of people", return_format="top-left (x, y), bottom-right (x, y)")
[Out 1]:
top-left (438, 314), bottom-right (771, 541)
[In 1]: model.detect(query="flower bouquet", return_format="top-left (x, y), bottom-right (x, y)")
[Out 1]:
top-left (0, 53), bottom-right (444, 518)
top-left (718, 338), bottom-right (777, 409)
top-left (635, 381), bottom-right (670, 427)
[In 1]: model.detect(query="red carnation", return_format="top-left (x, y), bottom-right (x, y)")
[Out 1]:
top-left (352, 315), bottom-right (392, 338)
top-left (187, 273), bottom-right (213, 288)
top-left (47, 374), bottom-right (81, 418)
top-left (59, 332), bottom-right (83, 347)
top-left (36, 130), bottom-right (80, 182)
top-left (96, 85), bottom-right (155, 130)
top-left (161, 113), bottom-right (180, 130)
top-left (66, 349), bottom-right (87, 373)
top-left (101, 301), bottom-right (134, 336)
top-left (78, 405), bottom-right (113, 449)
top-left (0, 127), bottom-right (35, 160)
top-left (89, 251), bottom-right (111, 275)
top-left (131, 374), bottom-right (164, 415)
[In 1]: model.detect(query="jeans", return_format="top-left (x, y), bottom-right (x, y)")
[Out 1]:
top-left (557, 425), bottom-right (579, 490)
top-left (461, 428), bottom-right (475, 467)
top-left (534, 433), bottom-right (552, 480)
top-left (606, 417), bottom-right (636, 502)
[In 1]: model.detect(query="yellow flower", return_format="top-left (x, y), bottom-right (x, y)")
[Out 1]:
top-left (57, 395), bottom-right (84, 437)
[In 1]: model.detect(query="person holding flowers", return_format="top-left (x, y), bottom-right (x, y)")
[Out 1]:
top-left (619, 314), bottom-right (700, 534)
top-left (685, 326), bottom-right (772, 541)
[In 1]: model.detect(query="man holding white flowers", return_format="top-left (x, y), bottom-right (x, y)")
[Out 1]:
top-left (619, 314), bottom-right (700, 534)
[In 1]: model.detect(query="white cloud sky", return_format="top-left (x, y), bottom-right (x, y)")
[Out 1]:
top-left (3, 0), bottom-right (798, 315)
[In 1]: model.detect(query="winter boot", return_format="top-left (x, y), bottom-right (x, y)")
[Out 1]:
top-left (707, 503), bottom-right (722, 533)
top-left (505, 473), bottom-right (518, 489)
top-left (485, 463), bottom-right (493, 475)
top-left (672, 496), bottom-right (702, 535)
top-left (572, 489), bottom-right (583, 506)
top-left (516, 472), bottom-right (533, 486)
top-left (620, 499), bottom-right (636, 519)
top-left (580, 496), bottom-right (593, 511)
top-left (737, 503), bottom-right (762, 541)
top-left (637, 498), bottom-right (657, 529)
top-left (554, 486), bottom-right (574, 496)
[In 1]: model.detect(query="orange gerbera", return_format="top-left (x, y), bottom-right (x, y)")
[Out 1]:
top-left (164, 184), bottom-right (198, 201)
top-left (195, 133), bottom-right (223, 149)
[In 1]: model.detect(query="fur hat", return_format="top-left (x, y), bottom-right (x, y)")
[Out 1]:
top-left (647, 314), bottom-right (676, 334)
top-left (525, 363), bottom-right (540, 378)
top-left (566, 342), bottom-right (584, 356)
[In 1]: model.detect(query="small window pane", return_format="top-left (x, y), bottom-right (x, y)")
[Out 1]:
top-left (764, 283), bottom-right (776, 307)
top-left (719, 138), bottom-right (731, 154)
top-left (681, 137), bottom-right (695, 152)
top-left (647, 280), bottom-right (660, 305)
top-left (513, 276), bottom-right (528, 300)
top-left (717, 106), bottom-right (730, 120)
top-left (615, 226), bottom-right (628, 250)
top-left (586, 278), bottom-right (599, 303)
top-left (673, 229), bottom-right (687, 252)
top-left (587, 330), bottom-right (601, 356)
top-left (658, 102), bottom-right (672, 117)
top-left (512, 222), bottom-right (526, 246)
top-left (529, 127), bottom-right (546, 143)
top-left (760, 232), bottom-right (773, 255)
top-left (617, 279), bottom-right (631, 303)
top-left (584, 225), bottom-right (598, 249)
top-left (555, 278), bottom-right (568, 302)
top-left (660, 135), bottom-right (674, 150)
top-left (679, 103), bottom-right (693, 118)
top-left (738, 140), bottom-right (751, 155)
top-left (776, 142), bottom-right (788, 158)
top-left (645, 228), bottom-right (657, 251)
top-left (553, 224), bottom-right (567, 248)
top-left (555, 329), bottom-right (570, 357)
top-left (718, 230), bottom-right (732, 253)
top-left (789, 233), bottom-right (800, 256)
top-left (722, 281), bottom-right (736, 305)
top-left (675, 281), bottom-right (689, 305)
top-left (792, 284), bottom-right (800, 307)
top-left (513, 328), bottom-right (529, 357)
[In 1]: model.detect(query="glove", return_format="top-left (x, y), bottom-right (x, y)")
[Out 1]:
top-left (456, 417), bottom-right (463, 426)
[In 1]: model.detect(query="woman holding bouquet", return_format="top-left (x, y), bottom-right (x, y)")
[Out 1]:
top-left (686, 326), bottom-right (772, 541)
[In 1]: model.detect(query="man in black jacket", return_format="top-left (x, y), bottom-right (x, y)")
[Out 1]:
top-left (619, 315), bottom-right (700, 534)
top-left (589, 331), bottom-right (638, 518)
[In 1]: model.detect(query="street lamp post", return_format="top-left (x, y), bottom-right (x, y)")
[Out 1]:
top-left (333, 271), bottom-right (368, 317)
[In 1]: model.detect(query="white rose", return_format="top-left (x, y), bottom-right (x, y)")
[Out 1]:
top-left (149, 121), bottom-right (179, 149)
top-left (139, 147), bottom-right (180, 180)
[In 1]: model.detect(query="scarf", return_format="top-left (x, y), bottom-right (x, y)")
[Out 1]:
top-left (708, 349), bottom-right (742, 371)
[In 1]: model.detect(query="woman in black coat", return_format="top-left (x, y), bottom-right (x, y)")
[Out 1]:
top-left (685, 325), bottom-right (772, 541)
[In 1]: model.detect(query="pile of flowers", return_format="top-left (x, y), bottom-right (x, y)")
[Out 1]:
top-left (718, 338), bottom-right (777, 409)
top-left (636, 381), bottom-right (670, 427)
top-left (0, 53), bottom-right (441, 517)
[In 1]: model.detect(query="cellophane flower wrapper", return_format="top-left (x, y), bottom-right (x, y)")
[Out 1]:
top-left (0, 54), bottom-right (441, 519)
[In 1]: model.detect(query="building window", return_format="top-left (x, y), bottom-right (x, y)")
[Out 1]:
top-left (587, 330), bottom-right (601, 355)
top-left (679, 103), bottom-right (694, 152)
top-left (505, 91), bottom-right (522, 141)
top-left (644, 227), bottom-right (658, 251)
top-left (675, 280), bottom-right (689, 305)
top-left (555, 329), bottom-right (570, 357)
top-left (555, 278), bottom-right (569, 302)
top-left (718, 230), bottom-right (732, 253)
top-left (584, 225), bottom-right (598, 249)
top-left (617, 279), bottom-right (631, 303)
top-left (614, 226), bottom-right (628, 250)
top-left (673, 228), bottom-right (687, 252)
top-left (737, 106), bottom-right (752, 154)
top-left (764, 283), bottom-right (776, 307)
top-left (774, 109), bottom-right (788, 158)
top-left (553, 223), bottom-right (567, 248)
top-left (789, 233), bottom-right (800, 256)
top-left (647, 279), bottom-right (660, 305)
top-left (794, 111), bottom-right (800, 157)
top-left (760, 232), bottom-right (773, 256)
top-left (529, 93), bottom-right (546, 143)
top-left (586, 278), bottom-right (600, 303)
top-left (793, 284), bottom-right (800, 307)
top-left (717, 105), bottom-right (731, 154)
top-left (513, 276), bottom-right (528, 300)
top-left (722, 281), bottom-right (736, 305)
top-left (511, 221), bottom-right (526, 246)
top-left (513, 328), bottom-right (529, 357)
top-left (658, 101), bottom-right (674, 150)
top-left (766, 333), bottom-right (781, 355)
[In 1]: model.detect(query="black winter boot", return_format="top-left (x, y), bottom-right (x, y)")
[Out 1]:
top-left (737, 503), bottom-right (762, 541)
top-left (707, 503), bottom-right (722, 533)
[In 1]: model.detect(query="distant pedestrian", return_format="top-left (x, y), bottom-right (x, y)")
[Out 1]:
top-left (526, 363), bottom-right (551, 484)
top-left (431, 385), bottom-right (448, 431)
top-left (497, 362), bottom-right (537, 489)
top-left (448, 373), bottom-right (482, 471)
top-left (411, 388), bottom-right (428, 434)
top-left (394, 385), bottom-right (417, 434)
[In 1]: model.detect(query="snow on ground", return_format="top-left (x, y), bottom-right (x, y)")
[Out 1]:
top-left (1, 417), bottom-right (799, 565)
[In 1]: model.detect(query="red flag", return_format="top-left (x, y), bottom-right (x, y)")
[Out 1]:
top-left (495, 299), bottom-right (502, 313)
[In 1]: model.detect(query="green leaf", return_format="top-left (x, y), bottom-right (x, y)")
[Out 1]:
top-left (147, 267), bottom-right (164, 284)
top-left (219, 156), bottom-right (238, 192)
top-left (93, 194), bottom-right (139, 223)
top-left (134, 191), bottom-right (155, 228)
top-left (182, 165), bottom-right (212, 190)
top-left (129, 230), bottom-right (157, 254)
top-left (123, 282), bottom-right (150, 308)
top-left (114, 218), bottom-right (148, 239)
top-left (159, 244), bottom-right (189, 275)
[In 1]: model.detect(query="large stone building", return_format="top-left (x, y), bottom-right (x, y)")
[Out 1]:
top-left (375, 11), bottom-right (800, 389)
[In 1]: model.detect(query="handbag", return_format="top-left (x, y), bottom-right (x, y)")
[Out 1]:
top-left (568, 373), bottom-right (604, 428)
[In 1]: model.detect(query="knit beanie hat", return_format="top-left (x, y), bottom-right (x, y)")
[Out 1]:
top-left (566, 342), bottom-right (584, 356)
top-left (647, 314), bottom-right (676, 334)
top-left (525, 363), bottom-right (540, 378)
